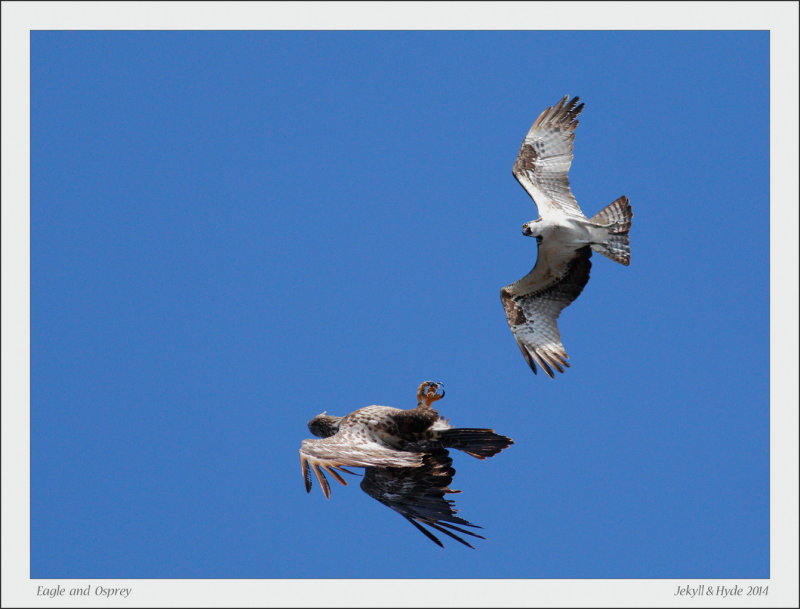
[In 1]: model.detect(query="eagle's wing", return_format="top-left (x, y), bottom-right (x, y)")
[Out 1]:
top-left (300, 433), bottom-right (422, 499)
top-left (360, 451), bottom-right (485, 549)
top-left (501, 245), bottom-right (592, 378)
top-left (512, 95), bottom-right (586, 218)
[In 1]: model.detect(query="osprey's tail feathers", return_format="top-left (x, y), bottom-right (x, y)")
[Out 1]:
top-left (590, 195), bottom-right (633, 266)
top-left (439, 429), bottom-right (514, 460)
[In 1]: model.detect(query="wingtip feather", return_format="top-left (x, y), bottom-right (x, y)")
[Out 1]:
top-left (405, 517), bottom-right (445, 548)
top-left (311, 463), bottom-right (331, 499)
top-left (323, 465), bottom-right (348, 487)
top-left (530, 348), bottom-right (555, 378)
top-left (301, 455), bottom-right (312, 493)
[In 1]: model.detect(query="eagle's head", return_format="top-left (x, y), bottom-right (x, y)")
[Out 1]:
top-left (307, 412), bottom-right (343, 438)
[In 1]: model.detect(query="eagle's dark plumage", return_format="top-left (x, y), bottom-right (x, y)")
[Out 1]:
top-left (299, 381), bottom-right (513, 547)
top-left (361, 451), bottom-right (485, 548)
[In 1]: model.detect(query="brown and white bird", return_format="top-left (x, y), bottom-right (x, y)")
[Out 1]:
top-left (501, 95), bottom-right (633, 378)
top-left (299, 381), bottom-right (513, 547)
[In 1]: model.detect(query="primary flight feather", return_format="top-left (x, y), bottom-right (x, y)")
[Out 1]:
top-left (501, 95), bottom-right (633, 378)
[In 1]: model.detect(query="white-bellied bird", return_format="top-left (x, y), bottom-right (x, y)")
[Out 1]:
top-left (501, 95), bottom-right (633, 378)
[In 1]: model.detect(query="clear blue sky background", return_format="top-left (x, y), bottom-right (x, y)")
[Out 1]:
top-left (31, 31), bottom-right (768, 579)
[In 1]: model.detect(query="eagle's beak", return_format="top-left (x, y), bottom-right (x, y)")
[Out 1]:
top-left (522, 223), bottom-right (533, 236)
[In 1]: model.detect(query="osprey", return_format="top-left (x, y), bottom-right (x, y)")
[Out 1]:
top-left (501, 95), bottom-right (633, 378)
top-left (299, 381), bottom-right (513, 547)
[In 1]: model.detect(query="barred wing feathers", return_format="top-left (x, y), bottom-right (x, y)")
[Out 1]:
top-left (501, 245), bottom-right (593, 378)
top-left (300, 433), bottom-right (422, 499)
top-left (512, 95), bottom-right (586, 218)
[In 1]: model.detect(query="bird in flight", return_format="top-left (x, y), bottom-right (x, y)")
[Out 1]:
top-left (501, 95), bottom-right (633, 378)
top-left (299, 381), bottom-right (513, 547)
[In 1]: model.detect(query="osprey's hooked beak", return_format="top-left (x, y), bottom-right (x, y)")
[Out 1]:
top-left (523, 218), bottom-right (543, 237)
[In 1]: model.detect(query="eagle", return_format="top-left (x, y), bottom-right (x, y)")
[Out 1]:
top-left (299, 381), bottom-right (514, 547)
top-left (501, 95), bottom-right (633, 378)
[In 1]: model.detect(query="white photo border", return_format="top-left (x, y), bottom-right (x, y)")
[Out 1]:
top-left (2, 2), bottom-right (797, 607)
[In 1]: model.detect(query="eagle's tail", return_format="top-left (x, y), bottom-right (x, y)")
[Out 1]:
top-left (590, 195), bottom-right (633, 266)
top-left (439, 429), bottom-right (514, 459)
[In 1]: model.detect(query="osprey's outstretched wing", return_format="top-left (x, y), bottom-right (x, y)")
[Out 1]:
top-left (361, 451), bottom-right (485, 549)
top-left (300, 433), bottom-right (422, 499)
top-left (512, 95), bottom-right (586, 218)
top-left (501, 245), bottom-right (593, 378)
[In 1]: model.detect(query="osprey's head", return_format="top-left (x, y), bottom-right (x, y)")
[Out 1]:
top-left (522, 219), bottom-right (541, 237)
top-left (307, 412), bottom-right (343, 438)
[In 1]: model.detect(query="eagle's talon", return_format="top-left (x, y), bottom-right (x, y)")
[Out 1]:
top-left (417, 381), bottom-right (445, 408)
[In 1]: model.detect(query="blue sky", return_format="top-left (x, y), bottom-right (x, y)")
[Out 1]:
top-left (30, 30), bottom-right (769, 579)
